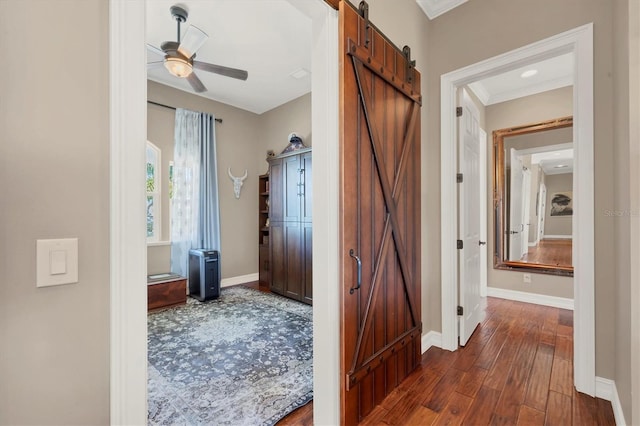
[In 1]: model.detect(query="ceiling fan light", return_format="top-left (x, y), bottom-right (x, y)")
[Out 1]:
top-left (164, 57), bottom-right (193, 77)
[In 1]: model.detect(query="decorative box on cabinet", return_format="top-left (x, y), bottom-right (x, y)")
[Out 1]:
top-left (267, 148), bottom-right (312, 304)
top-left (258, 174), bottom-right (270, 286)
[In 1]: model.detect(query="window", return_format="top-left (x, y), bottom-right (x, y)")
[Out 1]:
top-left (146, 141), bottom-right (161, 242)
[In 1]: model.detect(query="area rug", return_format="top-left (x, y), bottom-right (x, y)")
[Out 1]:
top-left (147, 286), bottom-right (313, 426)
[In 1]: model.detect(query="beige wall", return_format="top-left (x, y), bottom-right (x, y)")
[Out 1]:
top-left (0, 0), bottom-right (110, 424)
top-left (147, 81), bottom-right (261, 279)
top-left (426, 0), bottom-right (617, 380)
top-left (484, 88), bottom-right (574, 298)
top-left (258, 93), bottom-right (312, 175)
top-left (626, 0), bottom-right (640, 422)
top-left (612, 0), bottom-right (634, 420)
top-left (544, 173), bottom-right (573, 236)
top-left (147, 82), bottom-right (311, 280)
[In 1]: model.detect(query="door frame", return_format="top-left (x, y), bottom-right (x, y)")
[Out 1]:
top-left (108, 1), bottom-right (340, 423)
top-left (440, 24), bottom-right (596, 396)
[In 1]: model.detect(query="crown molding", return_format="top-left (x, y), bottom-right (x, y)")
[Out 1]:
top-left (416, 0), bottom-right (468, 20)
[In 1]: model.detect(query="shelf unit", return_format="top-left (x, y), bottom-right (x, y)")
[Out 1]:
top-left (258, 174), bottom-right (270, 286)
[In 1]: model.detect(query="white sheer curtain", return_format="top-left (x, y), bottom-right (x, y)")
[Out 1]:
top-left (170, 108), bottom-right (221, 278)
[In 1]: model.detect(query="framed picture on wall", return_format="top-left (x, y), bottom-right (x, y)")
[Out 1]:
top-left (550, 191), bottom-right (573, 216)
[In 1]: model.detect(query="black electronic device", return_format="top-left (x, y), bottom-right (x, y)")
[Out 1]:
top-left (188, 249), bottom-right (220, 301)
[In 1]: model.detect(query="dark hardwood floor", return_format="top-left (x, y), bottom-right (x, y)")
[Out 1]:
top-left (241, 280), bottom-right (271, 293)
top-left (522, 239), bottom-right (572, 267)
top-left (278, 297), bottom-right (615, 425)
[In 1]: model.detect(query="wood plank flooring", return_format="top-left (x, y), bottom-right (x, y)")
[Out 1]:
top-left (278, 297), bottom-right (615, 425)
top-left (522, 239), bottom-right (572, 267)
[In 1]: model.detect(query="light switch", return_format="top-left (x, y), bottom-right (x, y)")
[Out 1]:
top-left (37, 238), bottom-right (78, 287)
top-left (50, 250), bottom-right (67, 275)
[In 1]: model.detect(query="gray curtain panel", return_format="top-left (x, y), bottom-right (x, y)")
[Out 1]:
top-left (171, 108), bottom-right (221, 278)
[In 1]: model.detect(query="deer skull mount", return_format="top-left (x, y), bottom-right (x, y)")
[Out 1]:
top-left (228, 168), bottom-right (248, 199)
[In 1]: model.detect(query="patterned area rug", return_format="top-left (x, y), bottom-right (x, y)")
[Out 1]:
top-left (147, 286), bottom-right (313, 426)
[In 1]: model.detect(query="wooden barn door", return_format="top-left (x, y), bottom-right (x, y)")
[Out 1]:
top-left (339, 1), bottom-right (422, 424)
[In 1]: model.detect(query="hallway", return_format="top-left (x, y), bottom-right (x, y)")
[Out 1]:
top-left (279, 297), bottom-right (615, 425)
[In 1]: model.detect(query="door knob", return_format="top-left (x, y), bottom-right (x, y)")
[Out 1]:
top-left (479, 241), bottom-right (487, 246)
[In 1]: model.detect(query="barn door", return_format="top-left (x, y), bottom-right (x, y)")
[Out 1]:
top-left (339, 2), bottom-right (422, 424)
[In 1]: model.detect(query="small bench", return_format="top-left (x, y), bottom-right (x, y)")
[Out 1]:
top-left (147, 273), bottom-right (187, 311)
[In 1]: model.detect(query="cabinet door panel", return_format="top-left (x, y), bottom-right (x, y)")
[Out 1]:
top-left (284, 155), bottom-right (302, 222)
top-left (303, 222), bottom-right (313, 304)
top-left (301, 152), bottom-right (313, 223)
top-left (284, 222), bottom-right (303, 300)
top-left (269, 159), bottom-right (284, 222)
top-left (270, 222), bottom-right (285, 294)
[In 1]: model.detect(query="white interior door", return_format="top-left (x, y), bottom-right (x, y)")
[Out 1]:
top-left (458, 88), bottom-right (483, 346)
top-left (538, 183), bottom-right (547, 241)
top-left (521, 166), bottom-right (531, 257)
top-left (509, 148), bottom-right (524, 261)
top-left (479, 128), bottom-right (488, 298)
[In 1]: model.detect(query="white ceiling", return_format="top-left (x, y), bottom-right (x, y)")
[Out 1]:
top-left (468, 53), bottom-right (574, 106)
top-left (532, 148), bottom-right (574, 175)
top-left (146, 0), bottom-right (312, 114)
top-left (147, 2), bottom-right (571, 114)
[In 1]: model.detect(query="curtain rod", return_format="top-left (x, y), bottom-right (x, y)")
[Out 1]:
top-left (147, 100), bottom-right (223, 123)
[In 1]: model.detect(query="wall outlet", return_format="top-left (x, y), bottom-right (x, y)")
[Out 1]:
top-left (523, 273), bottom-right (532, 283)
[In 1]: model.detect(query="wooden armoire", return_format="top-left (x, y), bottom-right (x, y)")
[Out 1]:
top-left (267, 148), bottom-right (312, 304)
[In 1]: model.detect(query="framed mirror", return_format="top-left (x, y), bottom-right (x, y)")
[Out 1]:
top-left (493, 116), bottom-right (574, 276)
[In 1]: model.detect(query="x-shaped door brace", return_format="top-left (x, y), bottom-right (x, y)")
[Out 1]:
top-left (346, 49), bottom-right (422, 390)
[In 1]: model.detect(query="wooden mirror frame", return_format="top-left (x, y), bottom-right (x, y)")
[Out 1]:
top-left (493, 116), bottom-right (574, 277)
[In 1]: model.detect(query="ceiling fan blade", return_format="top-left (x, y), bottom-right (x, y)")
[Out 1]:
top-left (147, 44), bottom-right (165, 61)
top-left (186, 72), bottom-right (207, 93)
top-left (147, 61), bottom-right (164, 69)
top-left (193, 61), bottom-right (248, 81)
top-left (178, 25), bottom-right (208, 59)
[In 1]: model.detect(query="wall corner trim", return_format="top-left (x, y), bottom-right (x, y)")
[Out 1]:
top-left (421, 331), bottom-right (443, 353)
top-left (595, 377), bottom-right (626, 425)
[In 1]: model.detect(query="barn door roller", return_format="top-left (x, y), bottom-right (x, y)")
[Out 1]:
top-left (403, 45), bottom-right (416, 84)
top-left (358, 1), bottom-right (371, 48)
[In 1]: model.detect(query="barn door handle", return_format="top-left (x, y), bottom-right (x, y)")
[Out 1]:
top-left (349, 249), bottom-right (362, 294)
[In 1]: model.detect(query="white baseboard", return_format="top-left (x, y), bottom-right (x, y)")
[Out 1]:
top-left (543, 235), bottom-right (572, 240)
top-left (421, 331), bottom-right (442, 354)
top-left (487, 287), bottom-right (574, 310)
top-left (595, 376), bottom-right (626, 426)
top-left (221, 273), bottom-right (259, 288)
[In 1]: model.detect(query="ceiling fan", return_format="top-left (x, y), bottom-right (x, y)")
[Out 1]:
top-left (147, 4), bottom-right (248, 93)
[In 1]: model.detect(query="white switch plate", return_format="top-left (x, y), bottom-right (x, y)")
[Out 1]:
top-left (36, 238), bottom-right (78, 287)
